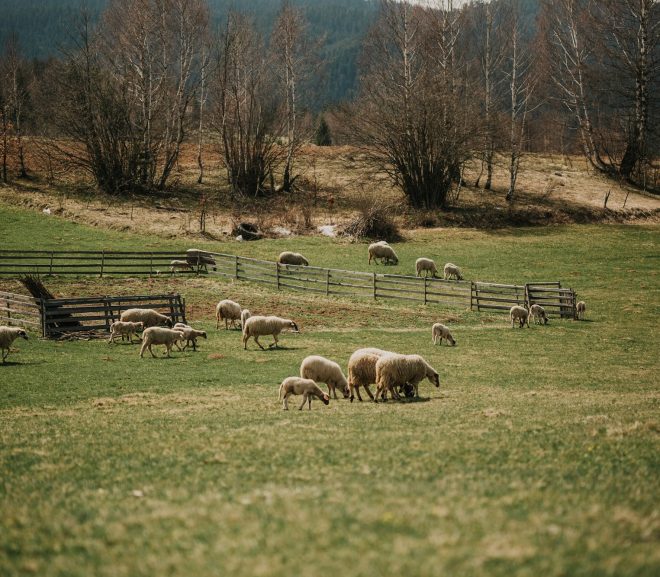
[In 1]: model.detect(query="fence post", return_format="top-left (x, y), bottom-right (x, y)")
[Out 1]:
top-left (40, 299), bottom-right (48, 338)
top-left (470, 282), bottom-right (474, 311)
top-left (235, 256), bottom-right (239, 279)
top-left (524, 284), bottom-right (530, 309)
top-left (326, 269), bottom-right (330, 297)
top-left (423, 277), bottom-right (428, 305)
top-left (150, 253), bottom-right (154, 277)
top-left (103, 296), bottom-right (111, 332)
top-left (180, 295), bottom-right (187, 324)
top-left (49, 251), bottom-right (54, 276)
top-left (373, 273), bottom-right (377, 300)
top-left (100, 250), bottom-right (105, 278)
top-left (276, 262), bottom-right (280, 290)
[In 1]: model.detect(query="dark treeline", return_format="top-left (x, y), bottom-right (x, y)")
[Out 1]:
top-left (0, 0), bottom-right (657, 208)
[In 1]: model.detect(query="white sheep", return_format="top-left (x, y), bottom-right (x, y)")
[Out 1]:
top-left (576, 301), bottom-right (586, 320)
top-left (170, 260), bottom-right (193, 274)
top-left (0, 326), bottom-right (28, 363)
top-left (368, 242), bottom-right (399, 265)
top-left (443, 263), bottom-right (463, 280)
top-left (529, 304), bottom-right (549, 325)
top-left (510, 305), bottom-right (530, 328)
top-left (242, 315), bottom-right (299, 350)
top-left (347, 347), bottom-right (393, 402)
top-left (108, 321), bottom-right (144, 344)
top-left (240, 309), bottom-right (252, 327)
top-left (300, 355), bottom-right (349, 399)
top-left (186, 248), bottom-right (217, 271)
top-left (278, 251), bottom-right (309, 266)
top-left (416, 258), bottom-right (439, 278)
top-left (216, 299), bottom-right (242, 330)
top-left (279, 376), bottom-right (330, 410)
top-left (139, 327), bottom-right (185, 358)
top-left (120, 308), bottom-right (173, 328)
top-left (173, 323), bottom-right (207, 351)
top-left (432, 323), bottom-right (456, 346)
top-left (374, 354), bottom-right (440, 401)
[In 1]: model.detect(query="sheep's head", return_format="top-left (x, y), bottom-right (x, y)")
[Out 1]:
top-left (136, 322), bottom-right (144, 331)
top-left (321, 393), bottom-right (330, 405)
top-left (543, 317), bottom-right (549, 325)
top-left (290, 321), bottom-right (299, 333)
top-left (301, 257), bottom-right (309, 266)
top-left (338, 379), bottom-right (350, 399)
top-left (201, 331), bottom-right (208, 339)
top-left (448, 335), bottom-right (456, 346)
top-left (17, 329), bottom-right (28, 340)
top-left (430, 371), bottom-right (440, 388)
top-left (165, 318), bottom-right (174, 328)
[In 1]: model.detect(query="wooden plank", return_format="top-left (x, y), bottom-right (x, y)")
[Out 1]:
top-left (374, 292), bottom-right (423, 303)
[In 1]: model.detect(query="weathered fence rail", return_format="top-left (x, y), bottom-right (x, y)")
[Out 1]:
top-left (0, 250), bottom-right (578, 318)
top-left (0, 291), bottom-right (42, 330)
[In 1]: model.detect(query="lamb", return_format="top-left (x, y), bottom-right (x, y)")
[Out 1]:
top-left (374, 354), bottom-right (440, 402)
top-left (368, 242), bottom-right (399, 265)
top-left (415, 257), bottom-right (439, 278)
top-left (0, 326), bottom-right (28, 363)
top-left (240, 309), bottom-right (252, 327)
top-left (169, 260), bottom-right (193, 274)
top-left (139, 327), bottom-right (185, 358)
top-left (173, 323), bottom-right (207, 351)
top-left (300, 355), bottom-right (350, 399)
top-left (278, 376), bottom-right (330, 410)
top-left (120, 308), bottom-right (173, 328)
top-left (347, 347), bottom-right (393, 402)
top-left (576, 300), bottom-right (586, 320)
top-left (510, 305), bottom-right (530, 328)
top-left (108, 321), bottom-right (144, 344)
top-left (278, 251), bottom-right (309, 266)
top-left (443, 263), bottom-right (463, 280)
top-left (242, 315), bottom-right (299, 350)
top-left (529, 304), bottom-right (549, 325)
top-left (186, 248), bottom-right (217, 271)
top-left (432, 323), bottom-right (456, 346)
top-left (216, 299), bottom-right (242, 330)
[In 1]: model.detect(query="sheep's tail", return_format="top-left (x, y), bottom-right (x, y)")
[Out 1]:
top-left (278, 382), bottom-right (284, 401)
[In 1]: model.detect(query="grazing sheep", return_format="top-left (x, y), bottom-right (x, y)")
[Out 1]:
top-left (300, 355), bottom-right (349, 399)
top-left (169, 260), bottom-right (193, 274)
top-left (443, 263), bottom-right (463, 280)
top-left (416, 258), bottom-right (439, 278)
top-left (0, 326), bottom-right (28, 363)
top-left (216, 299), bottom-right (242, 330)
top-left (510, 305), bottom-right (530, 328)
top-left (173, 323), bottom-right (207, 351)
top-left (432, 323), bottom-right (456, 346)
top-left (368, 242), bottom-right (399, 265)
top-left (374, 354), bottom-right (440, 402)
top-left (529, 304), bottom-right (549, 325)
top-left (279, 376), bottom-right (330, 410)
top-left (120, 308), bottom-right (172, 328)
top-left (240, 309), bottom-right (251, 328)
top-left (278, 251), bottom-right (309, 266)
top-left (108, 321), bottom-right (144, 344)
top-left (186, 248), bottom-right (217, 271)
top-left (242, 315), bottom-right (299, 350)
top-left (139, 327), bottom-right (185, 358)
top-left (576, 300), bottom-right (586, 320)
top-left (347, 347), bottom-right (393, 402)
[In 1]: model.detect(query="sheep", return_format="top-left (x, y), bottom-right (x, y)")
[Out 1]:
top-left (374, 354), bottom-right (440, 402)
top-left (169, 260), bottom-right (193, 274)
top-left (139, 327), bottom-right (185, 358)
top-left (0, 326), bottom-right (28, 363)
top-left (347, 347), bottom-right (393, 402)
top-left (416, 257), bottom-right (439, 278)
top-left (576, 300), bottom-right (586, 320)
top-left (279, 376), bottom-right (330, 410)
top-left (432, 323), bottom-right (456, 346)
top-left (216, 299), bottom-right (242, 330)
top-left (529, 304), bottom-right (549, 325)
top-left (278, 251), bottom-right (309, 266)
top-left (108, 321), bottom-right (144, 344)
top-left (120, 308), bottom-right (172, 328)
top-left (242, 315), bottom-right (299, 350)
top-left (173, 323), bottom-right (207, 351)
top-left (186, 248), bottom-right (217, 272)
top-left (368, 242), bottom-right (399, 265)
top-left (240, 309), bottom-right (252, 328)
top-left (300, 355), bottom-right (350, 399)
top-left (510, 305), bottom-right (530, 328)
top-left (443, 263), bottom-right (463, 280)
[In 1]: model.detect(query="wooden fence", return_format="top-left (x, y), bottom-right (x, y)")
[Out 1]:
top-left (0, 291), bottom-right (42, 330)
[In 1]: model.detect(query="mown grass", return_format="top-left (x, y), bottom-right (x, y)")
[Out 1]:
top-left (1, 203), bottom-right (659, 576)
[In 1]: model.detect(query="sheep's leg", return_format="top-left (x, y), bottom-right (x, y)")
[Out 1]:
top-left (2, 349), bottom-right (8, 363)
top-left (191, 339), bottom-right (197, 351)
top-left (299, 393), bottom-right (308, 410)
top-left (243, 334), bottom-right (249, 349)
top-left (330, 384), bottom-right (338, 400)
top-left (254, 336), bottom-right (266, 350)
top-left (149, 344), bottom-right (157, 358)
top-left (283, 393), bottom-right (290, 410)
top-left (356, 386), bottom-right (364, 402)
top-left (269, 334), bottom-right (279, 349)
top-left (215, 315), bottom-right (219, 330)
top-left (363, 384), bottom-right (375, 401)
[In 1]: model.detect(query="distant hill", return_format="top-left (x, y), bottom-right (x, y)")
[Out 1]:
top-left (0, 0), bottom-right (379, 108)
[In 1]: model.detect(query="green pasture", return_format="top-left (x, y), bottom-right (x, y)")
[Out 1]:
top-left (0, 203), bottom-right (659, 576)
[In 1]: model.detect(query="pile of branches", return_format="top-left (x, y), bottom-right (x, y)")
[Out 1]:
top-left (343, 202), bottom-right (402, 242)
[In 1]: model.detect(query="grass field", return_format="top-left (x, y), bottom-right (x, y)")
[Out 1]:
top-left (1, 204), bottom-right (659, 576)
